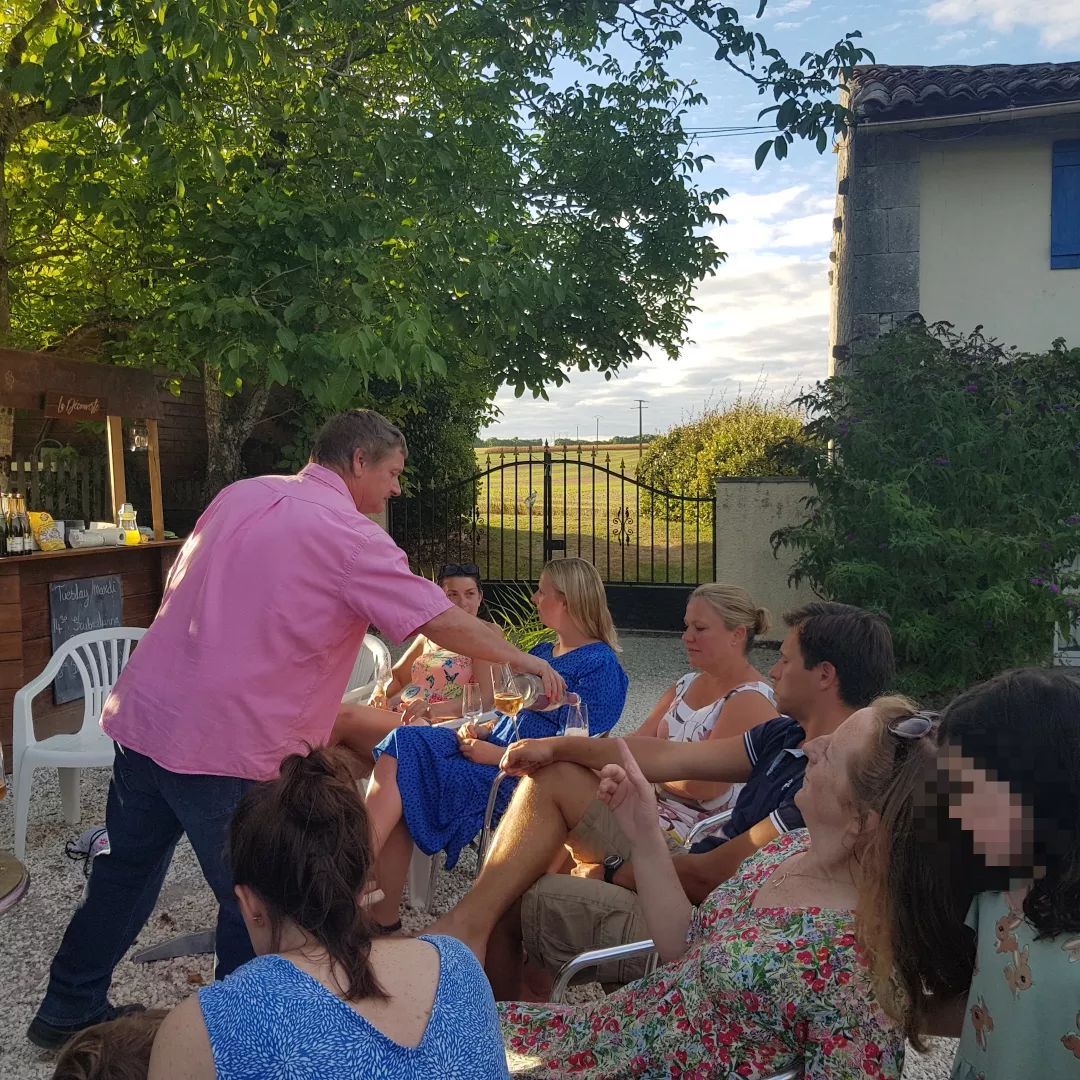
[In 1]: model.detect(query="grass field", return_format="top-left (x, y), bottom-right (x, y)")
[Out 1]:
top-left (404, 445), bottom-right (713, 584)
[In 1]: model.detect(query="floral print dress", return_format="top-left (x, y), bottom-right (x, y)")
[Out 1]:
top-left (396, 639), bottom-right (472, 712)
top-left (500, 832), bottom-right (904, 1079)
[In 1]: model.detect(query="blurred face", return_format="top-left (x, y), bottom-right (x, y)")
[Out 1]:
top-left (532, 573), bottom-right (567, 631)
top-left (769, 627), bottom-right (821, 720)
top-left (441, 575), bottom-right (482, 617)
top-left (940, 744), bottom-right (1033, 869)
top-left (681, 597), bottom-right (746, 671)
top-left (795, 706), bottom-right (877, 831)
top-left (344, 447), bottom-right (405, 514)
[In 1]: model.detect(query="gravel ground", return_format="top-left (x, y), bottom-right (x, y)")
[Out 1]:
top-left (0, 633), bottom-right (953, 1078)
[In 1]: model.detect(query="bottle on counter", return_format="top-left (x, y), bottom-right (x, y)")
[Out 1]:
top-left (15, 495), bottom-right (32, 553)
top-left (0, 494), bottom-right (9, 557)
top-left (118, 502), bottom-right (141, 546)
top-left (6, 493), bottom-right (24, 555)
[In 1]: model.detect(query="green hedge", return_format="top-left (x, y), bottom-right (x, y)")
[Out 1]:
top-left (773, 320), bottom-right (1080, 698)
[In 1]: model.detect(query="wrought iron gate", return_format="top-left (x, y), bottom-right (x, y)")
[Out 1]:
top-left (389, 444), bottom-right (716, 592)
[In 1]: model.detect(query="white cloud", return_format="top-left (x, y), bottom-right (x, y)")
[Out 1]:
top-left (767, 0), bottom-right (813, 17)
top-left (482, 185), bottom-right (833, 441)
top-left (927, 0), bottom-right (1080, 47)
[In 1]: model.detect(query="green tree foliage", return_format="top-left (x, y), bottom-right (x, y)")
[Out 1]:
top-left (773, 321), bottom-right (1080, 698)
top-left (637, 398), bottom-right (804, 524)
top-left (2, 0), bottom-right (872, 496)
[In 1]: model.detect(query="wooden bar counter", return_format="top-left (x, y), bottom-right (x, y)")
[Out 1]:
top-left (0, 540), bottom-right (184, 760)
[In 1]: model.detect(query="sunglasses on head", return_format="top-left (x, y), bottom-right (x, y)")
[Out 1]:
top-left (438, 563), bottom-right (481, 579)
top-left (888, 710), bottom-right (938, 762)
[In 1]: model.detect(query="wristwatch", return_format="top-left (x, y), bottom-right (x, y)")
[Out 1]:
top-left (602, 854), bottom-right (625, 884)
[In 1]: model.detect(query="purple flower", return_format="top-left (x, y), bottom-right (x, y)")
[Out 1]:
top-left (878, 542), bottom-right (891, 550)
top-left (933, 456), bottom-right (950, 466)
top-left (1050, 583), bottom-right (1062, 594)
top-left (964, 383), bottom-right (979, 393)
top-left (1067, 515), bottom-right (1080, 526)
top-left (1030, 576), bottom-right (1046, 586)
top-left (1041, 541), bottom-right (1054, 551)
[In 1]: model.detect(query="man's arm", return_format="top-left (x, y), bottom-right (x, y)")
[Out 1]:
top-left (502, 729), bottom-right (754, 786)
top-left (612, 817), bottom-right (782, 905)
top-left (417, 607), bottom-right (565, 701)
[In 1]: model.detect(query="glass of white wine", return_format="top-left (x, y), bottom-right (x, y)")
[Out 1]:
top-left (492, 664), bottom-right (525, 740)
top-left (563, 698), bottom-right (588, 738)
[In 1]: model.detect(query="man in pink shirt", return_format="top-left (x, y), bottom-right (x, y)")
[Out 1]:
top-left (29, 409), bottom-right (562, 1051)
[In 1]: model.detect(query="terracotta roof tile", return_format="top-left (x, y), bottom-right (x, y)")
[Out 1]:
top-left (850, 62), bottom-right (1080, 122)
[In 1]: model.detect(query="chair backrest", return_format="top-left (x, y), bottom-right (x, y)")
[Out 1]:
top-left (343, 634), bottom-right (392, 701)
top-left (63, 628), bottom-right (147, 736)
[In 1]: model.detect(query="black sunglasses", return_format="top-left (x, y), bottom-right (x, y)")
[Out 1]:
top-left (438, 563), bottom-right (481, 579)
top-left (888, 710), bottom-right (938, 762)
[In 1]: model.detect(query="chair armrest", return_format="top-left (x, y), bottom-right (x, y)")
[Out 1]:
top-left (551, 939), bottom-right (658, 1002)
top-left (12, 648), bottom-right (79, 756)
top-left (683, 808), bottom-right (734, 851)
top-left (341, 683), bottom-right (377, 706)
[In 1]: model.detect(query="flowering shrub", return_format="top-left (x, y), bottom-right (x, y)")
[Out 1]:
top-left (772, 320), bottom-right (1080, 697)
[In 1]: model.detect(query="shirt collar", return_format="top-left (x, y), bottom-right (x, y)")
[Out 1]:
top-left (299, 462), bottom-right (356, 506)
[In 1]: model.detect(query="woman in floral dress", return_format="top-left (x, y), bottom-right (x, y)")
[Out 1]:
top-left (500, 694), bottom-right (922, 1078)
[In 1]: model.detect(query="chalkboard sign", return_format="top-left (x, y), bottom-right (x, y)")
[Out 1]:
top-left (48, 575), bottom-right (124, 705)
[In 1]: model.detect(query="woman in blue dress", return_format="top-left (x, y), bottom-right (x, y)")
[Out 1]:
top-left (365, 558), bottom-right (628, 930)
top-left (149, 745), bottom-right (508, 1079)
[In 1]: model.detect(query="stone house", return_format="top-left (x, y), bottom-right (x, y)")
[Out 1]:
top-left (830, 61), bottom-right (1080, 368)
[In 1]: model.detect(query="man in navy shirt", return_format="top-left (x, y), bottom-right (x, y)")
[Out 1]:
top-left (433, 601), bottom-right (895, 997)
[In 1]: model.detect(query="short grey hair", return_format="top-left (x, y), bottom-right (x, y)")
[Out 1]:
top-left (310, 410), bottom-right (407, 470)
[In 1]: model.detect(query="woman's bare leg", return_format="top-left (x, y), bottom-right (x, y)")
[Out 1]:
top-left (331, 704), bottom-right (400, 763)
top-left (369, 819), bottom-right (413, 927)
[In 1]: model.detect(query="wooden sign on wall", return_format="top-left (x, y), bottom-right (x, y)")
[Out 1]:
top-left (43, 391), bottom-right (108, 420)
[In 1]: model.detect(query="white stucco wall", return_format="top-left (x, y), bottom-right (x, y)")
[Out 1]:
top-left (714, 479), bottom-right (817, 635)
top-left (920, 134), bottom-right (1080, 351)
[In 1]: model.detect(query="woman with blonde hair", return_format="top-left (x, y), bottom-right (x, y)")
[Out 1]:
top-left (364, 558), bottom-right (628, 930)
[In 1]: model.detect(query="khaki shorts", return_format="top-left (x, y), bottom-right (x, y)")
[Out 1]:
top-left (522, 801), bottom-right (684, 986)
top-left (521, 873), bottom-right (652, 986)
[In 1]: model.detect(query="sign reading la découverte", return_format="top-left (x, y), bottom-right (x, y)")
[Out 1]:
top-left (43, 390), bottom-right (108, 420)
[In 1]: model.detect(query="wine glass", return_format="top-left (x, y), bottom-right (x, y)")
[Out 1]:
top-left (563, 698), bottom-right (588, 738)
top-left (462, 682), bottom-right (483, 727)
top-left (492, 664), bottom-right (525, 740)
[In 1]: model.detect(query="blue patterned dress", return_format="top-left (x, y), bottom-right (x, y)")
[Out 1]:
top-left (373, 641), bottom-right (628, 868)
top-left (199, 935), bottom-right (509, 1079)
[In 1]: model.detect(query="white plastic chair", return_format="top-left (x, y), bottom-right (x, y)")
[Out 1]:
top-left (12, 627), bottom-right (146, 859)
top-left (341, 634), bottom-right (392, 705)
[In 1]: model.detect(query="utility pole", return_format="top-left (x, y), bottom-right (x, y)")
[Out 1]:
top-left (595, 416), bottom-right (600, 444)
top-left (632, 399), bottom-right (648, 453)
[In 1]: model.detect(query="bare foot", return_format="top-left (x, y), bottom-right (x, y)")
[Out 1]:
top-left (427, 911), bottom-right (489, 966)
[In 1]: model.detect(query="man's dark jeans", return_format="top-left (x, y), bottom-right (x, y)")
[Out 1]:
top-left (35, 745), bottom-right (256, 1028)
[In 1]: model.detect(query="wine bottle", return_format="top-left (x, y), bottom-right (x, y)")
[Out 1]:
top-left (0, 494), bottom-right (8, 557)
top-left (17, 495), bottom-right (33, 553)
top-left (7, 493), bottom-right (22, 555)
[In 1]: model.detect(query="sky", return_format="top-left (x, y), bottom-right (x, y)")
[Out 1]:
top-left (480, 0), bottom-right (1080, 442)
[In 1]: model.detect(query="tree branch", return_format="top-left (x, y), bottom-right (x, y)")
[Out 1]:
top-left (4, 0), bottom-right (60, 70)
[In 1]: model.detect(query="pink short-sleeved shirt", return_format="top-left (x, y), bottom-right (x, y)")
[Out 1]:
top-left (101, 464), bottom-right (453, 780)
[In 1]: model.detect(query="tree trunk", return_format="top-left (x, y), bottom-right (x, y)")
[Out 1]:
top-left (202, 362), bottom-right (272, 500)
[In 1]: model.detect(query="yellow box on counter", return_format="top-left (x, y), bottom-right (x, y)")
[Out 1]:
top-left (28, 511), bottom-right (66, 551)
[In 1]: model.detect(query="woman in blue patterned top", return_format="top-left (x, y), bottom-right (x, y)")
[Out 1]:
top-left (148, 746), bottom-right (508, 1079)
top-left (365, 558), bottom-right (629, 930)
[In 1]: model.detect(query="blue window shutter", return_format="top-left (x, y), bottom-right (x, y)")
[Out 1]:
top-left (1051, 140), bottom-right (1080, 269)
